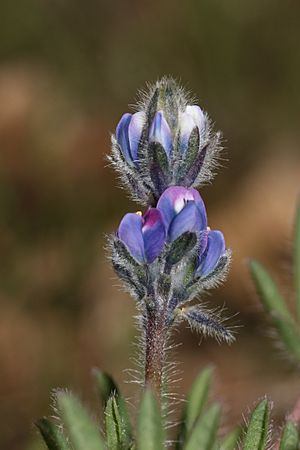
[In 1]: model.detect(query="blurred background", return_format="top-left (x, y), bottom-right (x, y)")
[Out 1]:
top-left (0, 0), bottom-right (300, 448)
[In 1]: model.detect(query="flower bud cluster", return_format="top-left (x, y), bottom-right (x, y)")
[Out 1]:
top-left (109, 77), bottom-right (222, 205)
top-left (110, 78), bottom-right (233, 343)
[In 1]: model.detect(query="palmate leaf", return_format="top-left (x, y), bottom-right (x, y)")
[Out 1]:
top-left (279, 421), bottom-right (299, 450)
top-left (56, 391), bottom-right (105, 450)
top-left (36, 417), bottom-right (71, 450)
top-left (184, 403), bottom-right (221, 450)
top-left (242, 399), bottom-right (270, 450)
top-left (249, 260), bottom-right (300, 362)
top-left (137, 389), bottom-right (164, 450)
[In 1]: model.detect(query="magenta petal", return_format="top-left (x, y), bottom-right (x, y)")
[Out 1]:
top-left (116, 113), bottom-right (133, 163)
top-left (149, 111), bottom-right (173, 156)
top-left (197, 230), bottom-right (225, 277)
top-left (118, 213), bottom-right (145, 263)
top-left (128, 111), bottom-right (145, 162)
top-left (142, 208), bottom-right (166, 263)
top-left (168, 202), bottom-right (204, 242)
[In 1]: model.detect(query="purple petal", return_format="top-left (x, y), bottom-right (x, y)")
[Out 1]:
top-left (157, 186), bottom-right (207, 232)
top-left (149, 111), bottom-right (173, 156)
top-left (128, 111), bottom-right (145, 162)
top-left (142, 208), bottom-right (166, 263)
top-left (196, 230), bottom-right (226, 277)
top-left (168, 202), bottom-right (205, 242)
top-left (116, 113), bottom-right (133, 163)
top-left (118, 213), bottom-right (145, 263)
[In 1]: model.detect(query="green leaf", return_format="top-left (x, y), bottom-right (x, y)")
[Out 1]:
top-left (105, 395), bottom-right (132, 450)
top-left (185, 367), bottom-right (214, 433)
top-left (184, 403), bottom-right (221, 450)
top-left (166, 232), bottom-right (197, 267)
top-left (243, 399), bottom-right (270, 450)
top-left (137, 389), bottom-right (164, 450)
top-left (249, 260), bottom-right (291, 319)
top-left (249, 259), bottom-right (300, 361)
top-left (93, 369), bottom-right (132, 439)
top-left (294, 200), bottom-right (300, 321)
top-left (220, 427), bottom-right (241, 450)
top-left (36, 418), bottom-right (71, 450)
top-left (93, 369), bottom-right (119, 408)
top-left (57, 391), bottom-right (105, 450)
top-left (280, 421), bottom-right (299, 450)
top-left (176, 367), bottom-right (213, 449)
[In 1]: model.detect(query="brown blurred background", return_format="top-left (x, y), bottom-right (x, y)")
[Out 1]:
top-left (0, 0), bottom-right (300, 448)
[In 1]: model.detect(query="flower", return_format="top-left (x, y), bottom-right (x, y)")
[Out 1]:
top-left (116, 111), bottom-right (146, 164)
top-left (157, 186), bottom-right (207, 242)
top-left (117, 208), bottom-right (166, 264)
top-left (195, 230), bottom-right (226, 277)
top-left (179, 105), bottom-right (205, 153)
top-left (149, 111), bottom-right (173, 156)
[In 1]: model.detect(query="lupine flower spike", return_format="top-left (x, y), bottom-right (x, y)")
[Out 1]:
top-left (110, 80), bottom-right (232, 400)
top-left (109, 77), bottom-right (222, 205)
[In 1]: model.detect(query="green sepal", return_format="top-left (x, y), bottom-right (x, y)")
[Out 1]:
top-left (137, 389), bottom-right (164, 450)
top-left (105, 395), bottom-right (132, 450)
top-left (294, 200), bottom-right (300, 321)
top-left (279, 421), bottom-right (299, 450)
top-left (176, 367), bottom-right (213, 449)
top-left (184, 403), bottom-right (221, 450)
top-left (177, 127), bottom-right (200, 182)
top-left (148, 141), bottom-right (170, 196)
top-left (36, 417), bottom-right (71, 450)
top-left (157, 79), bottom-right (179, 130)
top-left (243, 399), bottom-right (270, 450)
top-left (220, 427), bottom-right (241, 450)
top-left (56, 391), bottom-right (105, 450)
top-left (249, 259), bottom-right (300, 361)
top-left (166, 232), bottom-right (197, 268)
top-left (93, 369), bottom-right (132, 440)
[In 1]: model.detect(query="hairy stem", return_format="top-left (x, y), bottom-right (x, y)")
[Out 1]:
top-left (144, 304), bottom-right (167, 401)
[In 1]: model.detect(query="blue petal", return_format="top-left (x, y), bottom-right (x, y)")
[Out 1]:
top-left (116, 113), bottom-right (133, 163)
top-left (142, 208), bottom-right (166, 263)
top-left (168, 202), bottom-right (204, 242)
top-left (128, 111), bottom-right (145, 162)
top-left (118, 213), bottom-right (145, 263)
top-left (149, 111), bottom-right (173, 156)
top-left (157, 186), bottom-right (207, 233)
top-left (197, 230), bottom-right (225, 277)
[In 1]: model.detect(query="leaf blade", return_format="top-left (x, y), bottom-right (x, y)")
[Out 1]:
top-left (294, 200), bottom-right (300, 321)
top-left (184, 403), bottom-right (221, 450)
top-left (137, 389), bottom-right (164, 450)
top-left (57, 391), bottom-right (105, 450)
top-left (243, 399), bottom-right (270, 450)
top-left (36, 417), bottom-right (71, 450)
top-left (279, 421), bottom-right (299, 450)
